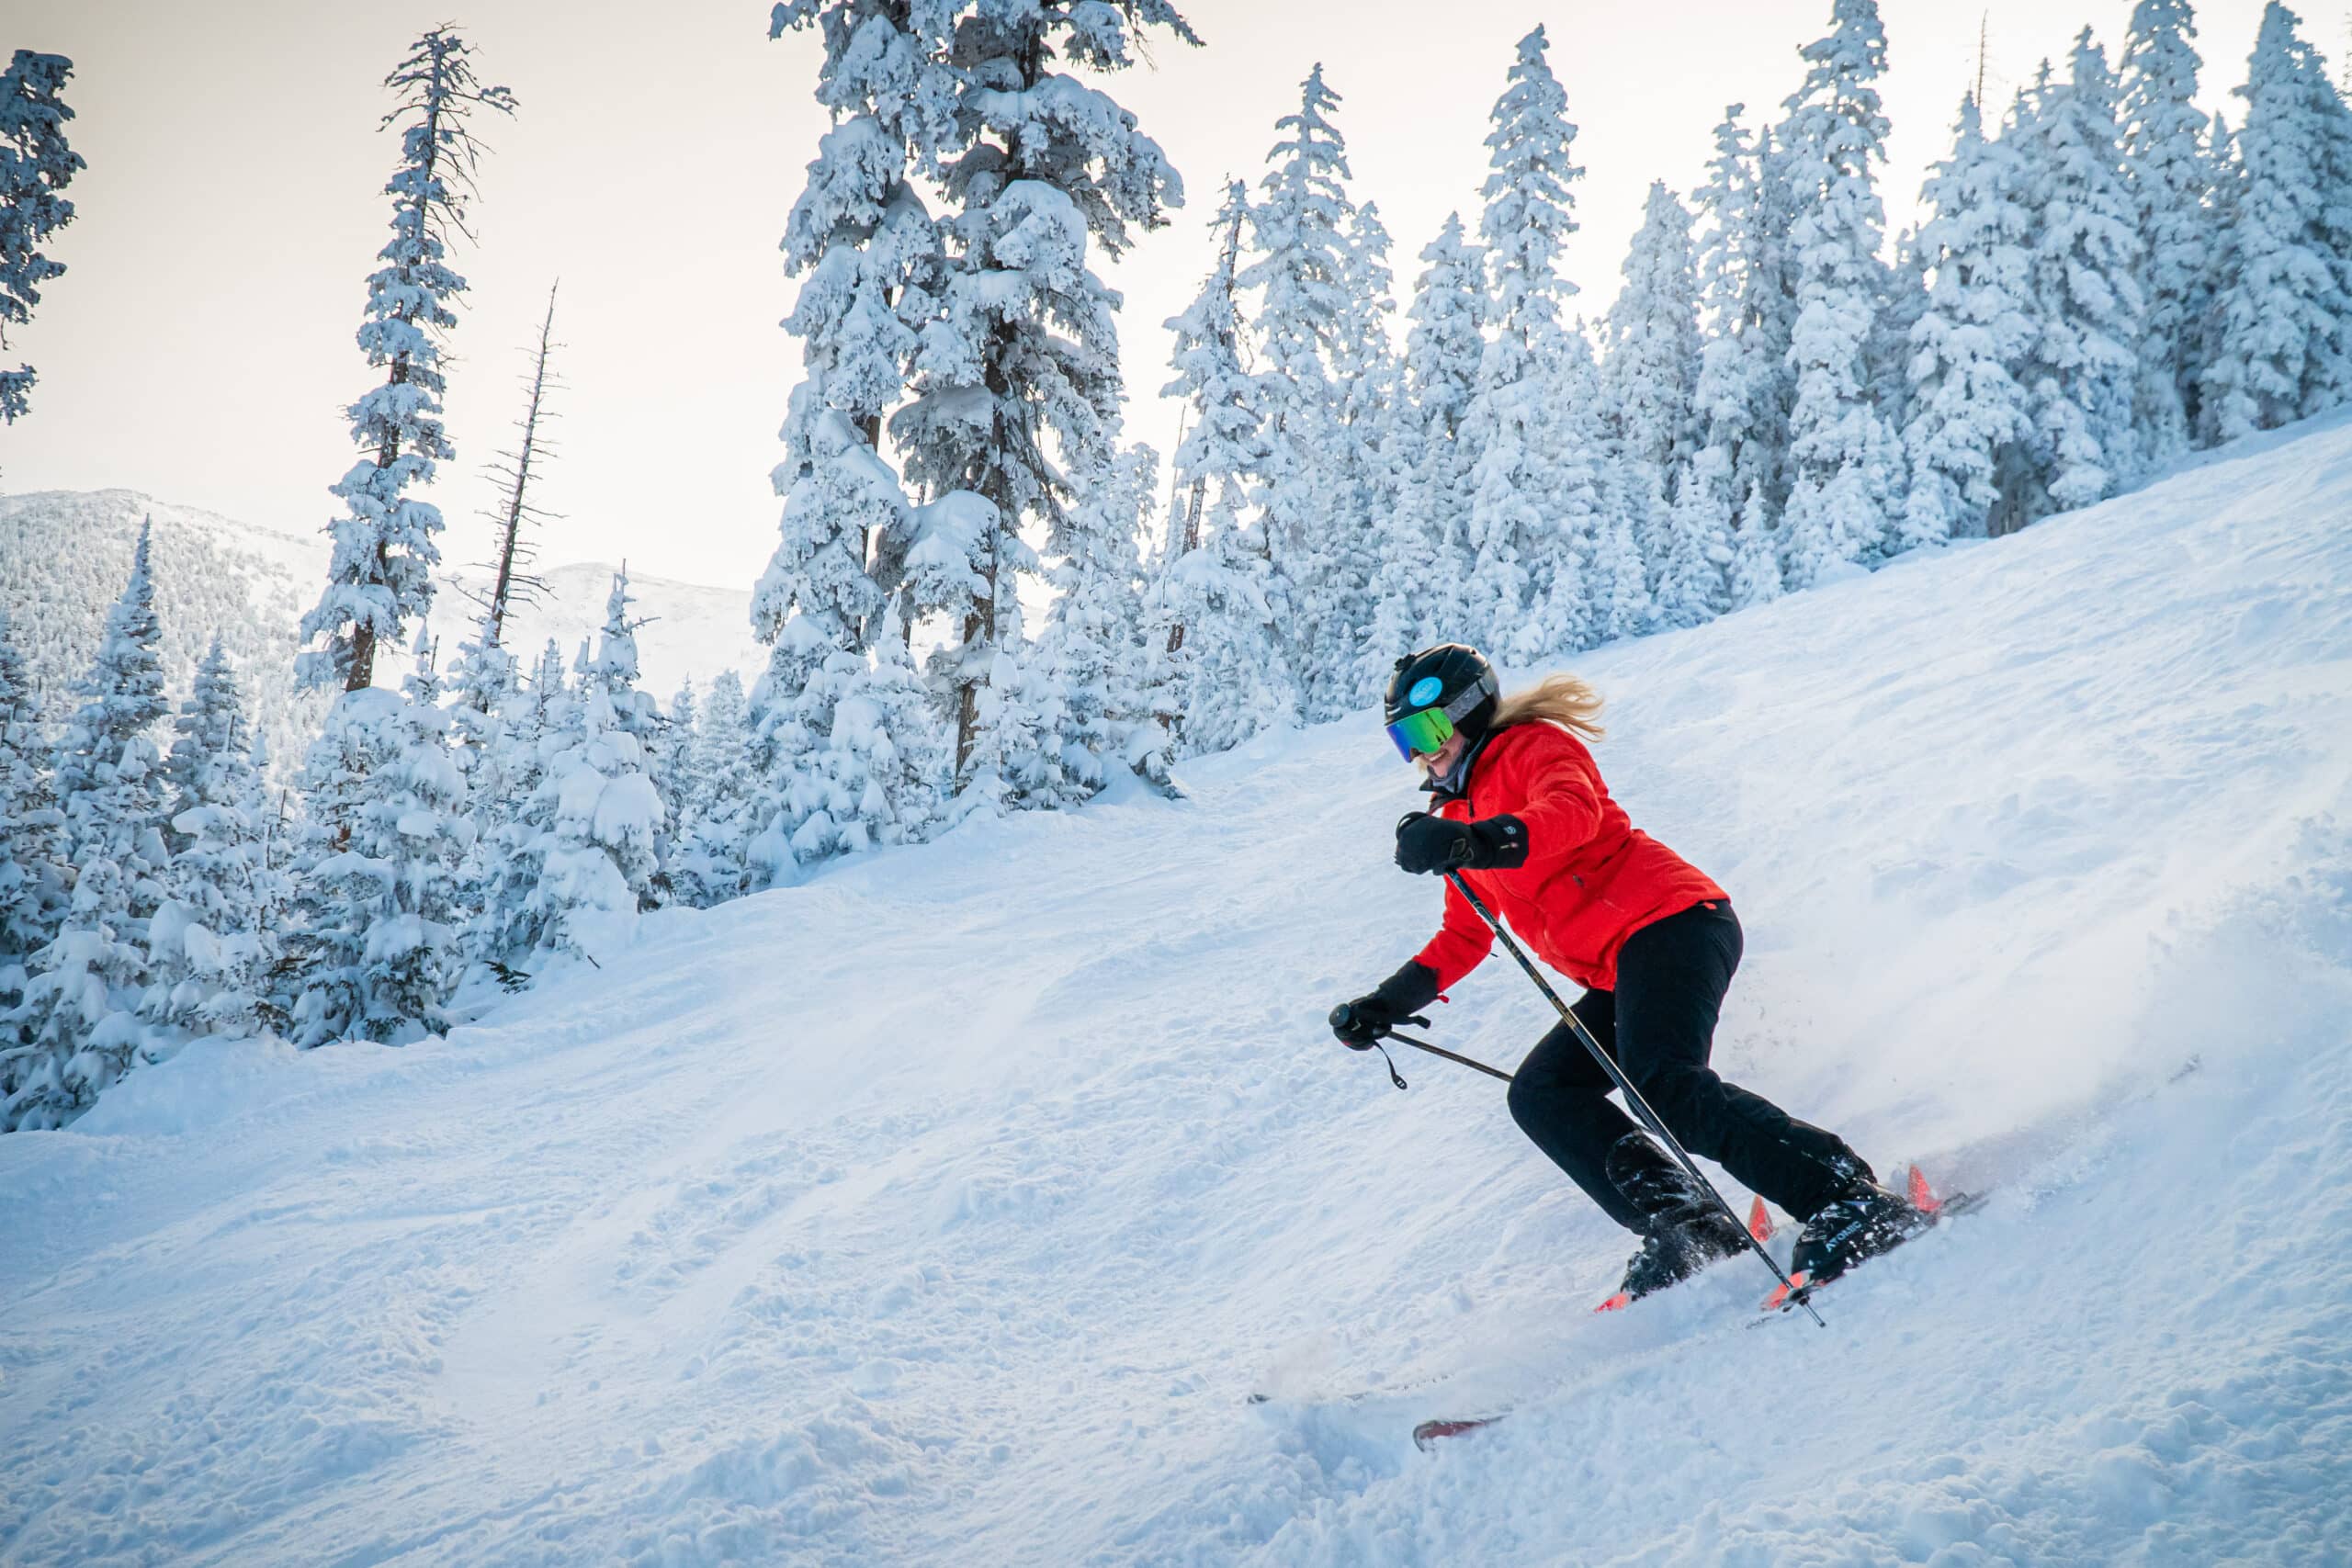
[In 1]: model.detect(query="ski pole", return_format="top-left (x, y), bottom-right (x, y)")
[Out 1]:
top-left (1332, 1004), bottom-right (1515, 1089)
top-left (1386, 1030), bottom-right (1514, 1084)
top-left (1444, 871), bottom-right (1826, 1327)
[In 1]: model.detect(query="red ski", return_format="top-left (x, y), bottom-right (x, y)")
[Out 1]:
top-left (1591, 1194), bottom-right (1775, 1314)
top-left (1413, 1416), bottom-right (1503, 1450)
top-left (1758, 1168), bottom-right (1990, 1317)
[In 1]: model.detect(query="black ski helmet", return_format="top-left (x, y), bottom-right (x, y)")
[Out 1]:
top-left (1385, 643), bottom-right (1500, 754)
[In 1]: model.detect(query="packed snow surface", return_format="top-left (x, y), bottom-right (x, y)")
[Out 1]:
top-left (6, 419), bottom-right (2352, 1563)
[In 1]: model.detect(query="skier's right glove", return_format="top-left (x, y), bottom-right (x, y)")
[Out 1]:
top-left (1329, 961), bottom-right (1442, 1049)
top-left (1395, 812), bottom-right (1530, 875)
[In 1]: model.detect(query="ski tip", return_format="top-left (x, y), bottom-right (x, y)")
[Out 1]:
top-left (1905, 1164), bottom-right (1943, 1215)
top-left (1761, 1270), bottom-right (1810, 1313)
top-left (1413, 1417), bottom-right (1499, 1450)
top-left (1593, 1291), bottom-right (1632, 1314)
top-left (1747, 1195), bottom-right (1774, 1243)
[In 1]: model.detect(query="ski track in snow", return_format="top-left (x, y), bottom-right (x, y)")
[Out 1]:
top-left (4, 416), bottom-right (2352, 1564)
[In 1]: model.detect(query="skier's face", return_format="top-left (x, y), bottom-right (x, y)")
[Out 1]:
top-left (1424, 731), bottom-right (1467, 774)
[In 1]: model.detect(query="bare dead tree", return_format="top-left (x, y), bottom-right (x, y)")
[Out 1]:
top-left (474, 278), bottom-right (562, 648)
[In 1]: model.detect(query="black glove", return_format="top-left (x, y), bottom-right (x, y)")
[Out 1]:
top-left (1395, 812), bottom-right (1529, 875)
top-left (1328, 997), bottom-right (1396, 1049)
top-left (1329, 961), bottom-right (1442, 1048)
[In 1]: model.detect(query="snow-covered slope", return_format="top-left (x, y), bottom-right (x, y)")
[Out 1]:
top-left (4, 419), bottom-right (2350, 1564)
top-left (0, 490), bottom-right (762, 750)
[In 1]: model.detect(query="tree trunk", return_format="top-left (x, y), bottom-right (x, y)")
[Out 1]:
top-left (487, 281), bottom-right (560, 648)
top-left (1165, 475), bottom-right (1205, 655)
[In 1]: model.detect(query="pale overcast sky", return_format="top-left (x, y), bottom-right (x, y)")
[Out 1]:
top-left (2, 0), bottom-right (2290, 592)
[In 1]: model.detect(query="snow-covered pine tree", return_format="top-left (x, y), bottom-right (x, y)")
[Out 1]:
top-left (545, 572), bottom-right (665, 931)
top-left (743, 388), bottom-right (907, 880)
top-left (477, 574), bottom-right (665, 969)
top-left (0, 50), bottom-right (84, 424)
top-left (1873, 223), bottom-right (1931, 446)
top-left (1033, 439), bottom-right (1169, 804)
top-left (1901, 92), bottom-right (2036, 547)
top-left (1749, 123), bottom-right (1805, 514)
top-left (1356, 401), bottom-right (1445, 694)
top-left (3, 523), bottom-right (172, 1128)
top-left (1156, 503), bottom-right (1295, 757)
top-left (445, 615), bottom-right (528, 956)
top-left (1317, 197), bottom-right (1403, 709)
top-left (1602, 181), bottom-right (1702, 599)
top-left (818, 597), bottom-right (950, 849)
top-left (892, 0), bottom-right (1194, 802)
top-left (1479, 26), bottom-right (1581, 383)
top-left (1463, 25), bottom-right (1589, 656)
top-left (1160, 180), bottom-right (1259, 586)
top-left (771, 592), bottom-right (954, 857)
top-left (1657, 450), bottom-right (1732, 628)
top-left (1238, 64), bottom-right (1357, 716)
top-left (1392, 210), bottom-right (1487, 645)
top-left (2199, 1), bottom-right (2352, 442)
top-left (1776, 0), bottom-right (1904, 589)
top-left (459, 646), bottom-right (560, 978)
top-left (2192, 100), bottom-right (2238, 421)
top-left (750, 0), bottom-right (956, 885)
top-left (1724, 480), bottom-right (1783, 609)
top-left (1107, 444), bottom-right (1178, 792)
top-left (283, 637), bottom-right (472, 1047)
top-left (157, 638), bottom-right (243, 858)
top-left (1150, 178), bottom-right (1300, 750)
top-left (2015, 31), bottom-right (2146, 515)
top-left (1675, 107), bottom-right (1781, 621)
top-left (298, 28), bottom-right (514, 694)
top-left (447, 618), bottom-right (519, 777)
top-left (1150, 246), bottom-right (1283, 749)
top-left (43, 519), bottom-right (170, 941)
top-left (669, 669), bottom-right (758, 908)
top-left (147, 641), bottom-right (277, 1039)
top-left (651, 679), bottom-right (695, 889)
top-left (1527, 324), bottom-right (1636, 651)
top-left (0, 611), bottom-right (62, 1074)
top-left (2120, 0), bottom-right (2213, 461)
top-left (952, 596), bottom-right (1062, 816)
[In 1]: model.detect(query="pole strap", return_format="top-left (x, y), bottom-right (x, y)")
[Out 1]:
top-left (1384, 1030), bottom-right (1514, 1085)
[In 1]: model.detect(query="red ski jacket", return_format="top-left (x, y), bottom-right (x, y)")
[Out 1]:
top-left (1413, 722), bottom-right (1726, 994)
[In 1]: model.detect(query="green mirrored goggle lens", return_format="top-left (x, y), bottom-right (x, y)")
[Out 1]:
top-left (1386, 705), bottom-right (1455, 759)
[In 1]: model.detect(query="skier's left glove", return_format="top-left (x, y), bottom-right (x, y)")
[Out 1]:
top-left (1329, 961), bottom-right (1441, 1048)
top-left (1395, 812), bottom-right (1530, 875)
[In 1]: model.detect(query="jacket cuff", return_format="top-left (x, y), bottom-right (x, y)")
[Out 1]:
top-left (1469, 815), bottom-right (1530, 870)
top-left (1373, 959), bottom-right (1442, 1018)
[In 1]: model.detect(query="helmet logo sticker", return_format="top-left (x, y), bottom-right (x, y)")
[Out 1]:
top-left (1408, 675), bottom-right (1443, 707)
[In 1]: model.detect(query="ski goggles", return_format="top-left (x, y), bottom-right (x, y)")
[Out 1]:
top-left (1385, 671), bottom-right (1498, 760)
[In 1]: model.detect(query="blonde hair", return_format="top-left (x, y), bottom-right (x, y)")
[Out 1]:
top-left (1492, 672), bottom-right (1606, 741)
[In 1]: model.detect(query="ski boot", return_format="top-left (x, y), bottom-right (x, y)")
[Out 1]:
top-left (1788, 1181), bottom-right (1934, 1289)
top-left (1599, 1133), bottom-right (1750, 1306)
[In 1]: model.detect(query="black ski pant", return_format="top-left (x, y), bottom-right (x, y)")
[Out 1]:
top-left (1504, 900), bottom-right (1869, 1235)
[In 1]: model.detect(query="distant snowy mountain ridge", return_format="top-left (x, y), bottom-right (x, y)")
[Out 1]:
top-left (0, 488), bottom-right (762, 762)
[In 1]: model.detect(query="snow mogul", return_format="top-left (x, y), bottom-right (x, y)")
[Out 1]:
top-left (1332, 643), bottom-right (1928, 1304)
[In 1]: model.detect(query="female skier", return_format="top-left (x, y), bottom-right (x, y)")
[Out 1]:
top-left (1331, 644), bottom-right (1924, 1302)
